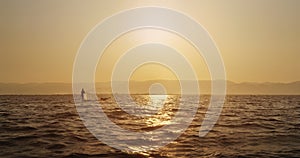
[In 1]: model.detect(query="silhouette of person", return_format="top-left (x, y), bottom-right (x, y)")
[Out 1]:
top-left (81, 88), bottom-right (86, 100)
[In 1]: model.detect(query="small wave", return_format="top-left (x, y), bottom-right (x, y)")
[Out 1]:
top-left (11, 135), bottom-right (39, 141)
top-left (46, 143), bottom-right (66, 150)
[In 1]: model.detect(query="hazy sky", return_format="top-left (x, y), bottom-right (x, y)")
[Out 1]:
top-left (0, 0), bottom-right (299, 83)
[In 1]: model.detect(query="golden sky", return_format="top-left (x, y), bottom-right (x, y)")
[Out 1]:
top-left (0, 0), bottom-right (299, 83)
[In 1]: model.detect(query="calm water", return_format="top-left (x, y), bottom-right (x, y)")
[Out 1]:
top-left (0, 95), bottom-right (299, 157)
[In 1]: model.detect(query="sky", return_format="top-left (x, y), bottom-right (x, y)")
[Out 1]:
top-left (0, 0), bottom-right (299, 83)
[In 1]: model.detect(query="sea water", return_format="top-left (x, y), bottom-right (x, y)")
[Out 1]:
top-left (0, 95), bottom-right (299, 157)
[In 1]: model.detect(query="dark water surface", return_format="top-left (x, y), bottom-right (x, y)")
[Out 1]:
top-left (0, 95), bottom-right (299, 157)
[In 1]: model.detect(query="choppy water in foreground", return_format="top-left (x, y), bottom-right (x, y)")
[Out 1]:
top-left (0, 95), bottom-right (299, 158)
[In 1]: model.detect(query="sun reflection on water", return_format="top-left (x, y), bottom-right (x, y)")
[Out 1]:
top-left (143, 95), bottom-right (178, 127)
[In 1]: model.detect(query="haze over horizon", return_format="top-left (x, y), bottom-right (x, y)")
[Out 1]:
top-left (1, 79), bottom-right (300, 84)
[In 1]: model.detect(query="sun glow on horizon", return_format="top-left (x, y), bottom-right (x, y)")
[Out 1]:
top-left (95, 28), bottom-right (210, 83)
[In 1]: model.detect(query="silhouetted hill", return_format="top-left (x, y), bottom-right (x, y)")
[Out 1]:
top-left (0, 81), bottom-right (299, 95)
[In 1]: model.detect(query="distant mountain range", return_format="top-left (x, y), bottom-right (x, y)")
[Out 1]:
top-left (0, 80), bottom-right (299, 95)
